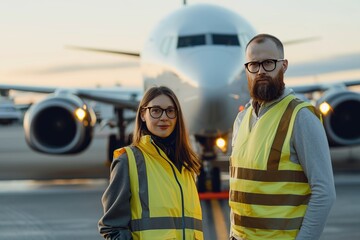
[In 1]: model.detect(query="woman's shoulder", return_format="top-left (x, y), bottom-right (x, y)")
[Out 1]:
top-left (112, 145), bottom-right (144, 164)
top-left (113, 147), bottom-right (127, 160)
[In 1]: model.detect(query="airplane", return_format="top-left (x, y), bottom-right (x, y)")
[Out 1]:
top-left (1, 3), bottom-right (360, 192)
top-left (0, 97), bottom-right (23, 125)
top-left (0, 90), bottom-right (29, 125)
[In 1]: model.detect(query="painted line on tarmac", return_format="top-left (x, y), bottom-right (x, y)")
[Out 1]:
top-left (211, 199), bottom-right (228, 239)
top-left (0, 178), bottom-right (108, 193)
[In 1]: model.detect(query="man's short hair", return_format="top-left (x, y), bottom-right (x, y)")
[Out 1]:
top-left (246, 33), bottom-right (284, 58)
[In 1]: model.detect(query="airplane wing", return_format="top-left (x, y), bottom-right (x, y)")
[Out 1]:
top-left (65, 45), bottom-right (141, 57)
top-left (0, 84), bottom-right (142, 110)
top-left (0, 85), bottom-right (56, 94)
top-left (287, 53), bottom-right (360, 77)
top-left (291, 79), bottom-right (360, 94)
top-left (0, 83), bottom-right (142, 156)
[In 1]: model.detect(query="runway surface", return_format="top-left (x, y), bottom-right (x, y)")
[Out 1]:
top-left (1, 124), bottom-right (360, 239)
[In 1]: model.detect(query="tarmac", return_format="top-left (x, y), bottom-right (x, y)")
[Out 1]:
top-left (0, 124), bottom-right (360, 239)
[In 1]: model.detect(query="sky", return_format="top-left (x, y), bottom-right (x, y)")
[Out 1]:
top-left (1, 0), bottom-right (360, 99)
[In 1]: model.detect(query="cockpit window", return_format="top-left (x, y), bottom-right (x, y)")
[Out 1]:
top-left (177, 33), bottom-right (240, 48)
top-left (177, 34), bottom-right (206, 48)
top-left (212, 34), bottom-right (240, 46)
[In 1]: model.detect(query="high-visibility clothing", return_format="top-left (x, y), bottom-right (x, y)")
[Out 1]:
top-left (113, 135), bottom-right (203, 240)
top-left (230, 95), bottom-right (321, 239)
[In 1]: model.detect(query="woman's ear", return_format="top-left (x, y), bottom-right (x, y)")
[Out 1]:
top-left (140, 112), bottom-right (145, 122)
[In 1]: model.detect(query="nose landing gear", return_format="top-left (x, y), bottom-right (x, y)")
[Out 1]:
top-left (195, 136), bottom-right (223, 193)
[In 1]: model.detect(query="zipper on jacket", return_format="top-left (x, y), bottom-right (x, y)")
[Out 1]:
top-left (151, 140), bottom-right (186, 240)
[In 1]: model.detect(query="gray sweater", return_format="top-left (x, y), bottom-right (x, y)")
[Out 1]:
top-left (98, 152), bottom-right (132, 240)
top-left (231, 88), bottom-right (336, 240)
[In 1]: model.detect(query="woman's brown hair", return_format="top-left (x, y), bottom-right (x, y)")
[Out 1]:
top-left (132, 86), bottom-right (201, 175)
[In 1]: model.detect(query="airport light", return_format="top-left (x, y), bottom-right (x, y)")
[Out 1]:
top-left (215, 137), bottom-right (227, 152)
top-left (319, 102), bottom-right (332, 116)
top-left (75, 108), bottom-right (86, 121)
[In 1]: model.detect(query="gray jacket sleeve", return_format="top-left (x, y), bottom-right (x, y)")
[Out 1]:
top-left (98, 153), bottom-right (132, 240)
top-left (291, 108), bottom-right (336, 240)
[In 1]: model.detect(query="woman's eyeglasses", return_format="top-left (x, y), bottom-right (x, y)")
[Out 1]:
top-left (143, 106), bottom-right (177, 119)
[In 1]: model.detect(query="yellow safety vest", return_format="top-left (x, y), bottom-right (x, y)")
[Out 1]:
top-left (114, 135), bottom-right (203, 240)
top-left (230, 95), bottom-right (321, 240)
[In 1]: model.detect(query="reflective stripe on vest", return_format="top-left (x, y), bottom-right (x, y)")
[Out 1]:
top-left (230, 96), bottom-right (318, 238)
top-left (124, 145), bottom-right (203, 238)
top-left (128, 146), bottom-right (150, 219)
top-left (131, 216), bottom-right (202, 232)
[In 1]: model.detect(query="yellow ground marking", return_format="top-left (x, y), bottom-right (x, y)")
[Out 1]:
top-left (211, 199), bottom-right (228, 239)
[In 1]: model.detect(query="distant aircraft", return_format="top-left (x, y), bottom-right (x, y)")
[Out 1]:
top-left (0, 97), bottom-right (23, 125)
top-left (1, 4), bottom-right (360, 191)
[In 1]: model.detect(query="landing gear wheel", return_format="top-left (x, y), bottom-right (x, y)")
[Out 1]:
top-left (197, 168), bottom-right (207, 193)
top-left (107, 134), bottom-right (119, 163)
top-left (211, 167), bottom-right (221, 192)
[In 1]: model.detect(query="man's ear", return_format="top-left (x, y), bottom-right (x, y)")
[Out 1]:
top-left (283, 59), bottom-right (288, 73)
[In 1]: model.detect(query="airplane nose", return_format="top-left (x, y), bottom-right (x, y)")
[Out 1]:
top-left (175, 49), bottom-right (245, 132)
top-left (177, 47), bottom-right (243, 88)
top-left (184, 84), bottom-right (240, 136)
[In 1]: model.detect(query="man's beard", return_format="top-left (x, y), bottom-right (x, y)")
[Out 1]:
top-left (250, 71), bottom-right (285, 103)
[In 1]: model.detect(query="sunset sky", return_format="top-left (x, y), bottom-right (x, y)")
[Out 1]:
top-left (1, 0), bottom-right (359, 93)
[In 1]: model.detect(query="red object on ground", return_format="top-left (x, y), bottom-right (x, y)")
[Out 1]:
top-left (199, 191), bottom-right (229, 200)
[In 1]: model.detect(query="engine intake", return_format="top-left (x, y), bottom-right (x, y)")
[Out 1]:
top-left (23, 93), bottom-right (97, 154)
top-left (317, 89), bottom-right (360, 146)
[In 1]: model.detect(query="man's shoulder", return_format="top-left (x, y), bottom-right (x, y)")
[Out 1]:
top-left (297, 105), bottom-right (319, 116)
top-left (240, 102), bottom-right (252, 113)
top-left (236, 104), bottom-right (250, 119)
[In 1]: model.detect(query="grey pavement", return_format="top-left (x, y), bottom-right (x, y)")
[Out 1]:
top-left (0, 124), bottom-right (360, 239)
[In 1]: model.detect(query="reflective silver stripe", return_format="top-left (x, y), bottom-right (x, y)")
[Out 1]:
top-left (230, 190), bottom-right (310, 206)
top-left (230, 166), bottom-right (308, 183)
top-left (267, 98), bottom-right (300, 170)
top-left (233, 213), bottom-right (303, 230)
top-left (129, 146), bottom-right (149, 219)
top-left (129, 145), bottom-right (202, 234)
top-left (131, 216), bottom-right (203, 231)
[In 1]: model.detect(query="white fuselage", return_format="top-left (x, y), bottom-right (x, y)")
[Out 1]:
top-left (140, 4), bottom-right (256, 137)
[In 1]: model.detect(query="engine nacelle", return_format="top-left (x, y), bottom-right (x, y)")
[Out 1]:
top-left (23, 93), bottom-right (97, 154)
top-left (316, 89), bottom-right (360, 146)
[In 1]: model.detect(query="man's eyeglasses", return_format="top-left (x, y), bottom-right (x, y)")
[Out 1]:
top-left (143, 106), bottom-right (177, 119)
top-left (244, 59), bottom-right (284, 73)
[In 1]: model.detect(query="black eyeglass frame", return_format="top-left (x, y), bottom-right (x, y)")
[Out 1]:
top-left (143, 106), bottom-right (177, 119)
top-left (244, 59), bottom-right (285, 73)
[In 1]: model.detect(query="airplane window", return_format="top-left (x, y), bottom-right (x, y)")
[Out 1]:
top-left (160, 37), bottom-right (173, 55)
top-left (177, 34), bottom-right (206, 48)
top-left (212, 34), bottom-right (240, 46)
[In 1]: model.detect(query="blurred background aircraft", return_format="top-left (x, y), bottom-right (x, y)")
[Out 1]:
top-left (0, 0), bottom-right (360, 191)
top-left (0, 96), bottom-right (22, 125)
top-left (0, 90), bottom-right (31, 125)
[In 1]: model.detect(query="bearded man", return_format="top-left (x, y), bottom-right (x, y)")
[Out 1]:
top-left (229, 34), bottom-right (336, 240)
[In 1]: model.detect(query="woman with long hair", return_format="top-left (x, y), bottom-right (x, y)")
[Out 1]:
top-left (99, 86), bottom-right (203, 240)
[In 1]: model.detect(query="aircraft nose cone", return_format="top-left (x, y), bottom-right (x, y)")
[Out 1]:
top-left (177, 47), bottom-right (243, 88)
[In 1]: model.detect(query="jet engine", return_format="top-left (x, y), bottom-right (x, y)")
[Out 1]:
top-left (316, 89), bottom-right (360, 146)
top-left (23, 92), bottom-right (97, 154)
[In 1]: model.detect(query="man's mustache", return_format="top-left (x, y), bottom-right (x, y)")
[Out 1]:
top-left (254, 75), bottom-right (272, 82)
